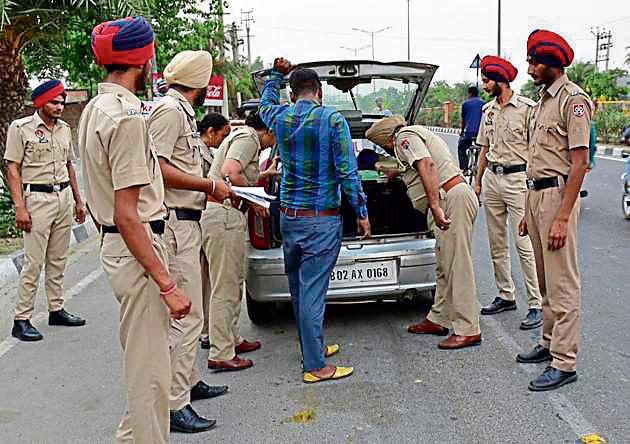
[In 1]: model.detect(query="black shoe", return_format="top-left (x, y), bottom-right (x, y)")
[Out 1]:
top-left (516, 344), bottom-right (552, 364)
top-left (481, 297), bottom-right (517, 315)
top-left (48, 309), bottom-right (85, 327)
top-left (528, 366), bottom-right (577, 392)
top-left (170, 405), bottom-right (216, 433)
top-left (200, 338), bottom-right (210, 350)
top-left (190, 381), bottom-right (228, 402)
top-left (520, 308), bottom-right (543, 330)
top-left (11, 320), bottom-right (43, 342)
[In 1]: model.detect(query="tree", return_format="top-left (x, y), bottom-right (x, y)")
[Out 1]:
top-left (0, 0), bottom-right (150, 182)
top-left (520, 80), bottom-right (541, 100)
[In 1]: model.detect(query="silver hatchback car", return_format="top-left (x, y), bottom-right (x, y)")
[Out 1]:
top-left (244, 61), bottom-right (439, 324)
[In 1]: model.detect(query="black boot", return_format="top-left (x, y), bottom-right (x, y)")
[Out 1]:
top-left (170, 405), bottom-right (216, 433)
top-left (516, 345), bottom-right (552, 364)
top-left (529, 366), bottom-right (577, 392)
top-left (11, 320), bottom-right (43, 341)
top-left (481, 297), bottom-right (516, 315)
top-left (48, 309), bottom-right (85, 327)
top-left (190, 381), bottom-right (228, 402)
top-left (520, 308), bottom-right (543, 330)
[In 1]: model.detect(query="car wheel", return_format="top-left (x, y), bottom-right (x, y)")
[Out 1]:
top-left (245, 288), bottom-right (276, 325)
top-left (622, 192), bottom-right (630, 220)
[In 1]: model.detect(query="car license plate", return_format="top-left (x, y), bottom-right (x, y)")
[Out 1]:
top-left (329, 261), bottom-right (397, 288)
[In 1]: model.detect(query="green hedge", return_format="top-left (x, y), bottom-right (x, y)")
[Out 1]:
top-left (0, 188), bottom-right (18, 239)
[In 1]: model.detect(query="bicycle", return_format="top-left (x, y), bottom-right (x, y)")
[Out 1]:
top-left (463, 142), bottom-right (481, 186)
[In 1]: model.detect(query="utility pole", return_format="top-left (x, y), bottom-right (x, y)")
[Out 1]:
top-left (407, 0), bottom-right (411, 62)
top-left (228, 22), bottom-right (242, 64)
top-left (591, 27), bottom-right (614, 70)
top-left (241, 9), bottom-right (254, 66)
top-left (340, 45), bottom-right (371, 57)
top-left (497, 0), bottom-right (501, 56)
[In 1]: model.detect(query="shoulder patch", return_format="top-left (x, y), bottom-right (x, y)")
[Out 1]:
top-left (400, 138), bottom-right (410, 150)
top-left (516, 96), bottom-right (537, 107)
top-left (572, 103), bottom-right (586, 117)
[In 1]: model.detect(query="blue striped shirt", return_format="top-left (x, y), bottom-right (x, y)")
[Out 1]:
top-left (259, 70), bottom-right (368, 219)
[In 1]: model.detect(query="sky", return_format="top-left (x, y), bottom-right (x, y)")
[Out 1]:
top-left (220, 0), bottom-right (629, 92)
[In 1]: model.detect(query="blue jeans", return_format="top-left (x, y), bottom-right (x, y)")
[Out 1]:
top-left (280, 214), bottom-right (342, 372)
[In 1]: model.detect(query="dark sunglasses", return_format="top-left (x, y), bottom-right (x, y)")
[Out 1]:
top-left (49, 100), bottom-right (66, 106)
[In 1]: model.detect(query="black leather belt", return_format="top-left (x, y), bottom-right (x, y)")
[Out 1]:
top-left (102, 220), bottom-right (165, 235)
top-left (173, 208), bottom-right (202, 222)
top-left (526, 175), bottom-right (568, 191)
top-left (24, 182), bottom-right (70, 193)
top-left (488, 162), bottom-right (526, 175)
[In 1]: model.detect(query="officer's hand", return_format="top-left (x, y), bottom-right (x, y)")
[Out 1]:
top-left (16, 206), bottom-right (32, 232)
top-left (357, 217), bottom-right (371, 240)
top-left (252, 203), bottom-right (269, 218)
top-left (548, 217), bottom-right (568, 250)
top-left (211, 178), bottom-right (231, 201)
top-left (518, 217), bottom-right (528, 236)
top-left (75, 203), bottom-right (87, 224)
top-left (273, 58), bottom-right (294, 75)
top-left (162, 287), bottom-right (192, 320)
top-left (431, 206), bottom-right (451, 231)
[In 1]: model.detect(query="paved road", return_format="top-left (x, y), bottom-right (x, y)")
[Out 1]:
top-left (0, 134), bottom-right (627, 444)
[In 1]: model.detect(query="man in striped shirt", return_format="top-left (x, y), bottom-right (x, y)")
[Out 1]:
top-left (260, 57), bottom-right (370, 383)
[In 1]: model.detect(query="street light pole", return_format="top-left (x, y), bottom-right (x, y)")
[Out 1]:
top-left (497, 0), bottom-right (501, 56)
top-left (407, 0), bottom-right (411, 62)
top-left (340, 45), bottom-right (371, 58)
top-left (352, 26), bottom-right (392, 61)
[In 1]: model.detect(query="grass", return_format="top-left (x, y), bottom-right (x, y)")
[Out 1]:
top-left (0, 237), bottom-right (23, 255)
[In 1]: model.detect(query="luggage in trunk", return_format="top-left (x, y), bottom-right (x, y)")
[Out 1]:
top-left (341, 176), bottom-right (428, 238)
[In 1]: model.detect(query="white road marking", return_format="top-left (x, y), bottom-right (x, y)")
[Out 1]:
top-left (595, 155), bottom-right (626, 163)
top-left (482, 316), bottom-right (599, 438)
top-left (0, 268), bottom-right (104, 360)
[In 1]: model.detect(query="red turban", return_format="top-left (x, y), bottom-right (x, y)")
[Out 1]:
top-left (480, 56), bottom-right (518, 83)
top-left (91, 16), bottom-right (155, 66)
top-left (31, 80), bottom-right (66, 109)
top-left (527, 29), bottom-right (574, 68)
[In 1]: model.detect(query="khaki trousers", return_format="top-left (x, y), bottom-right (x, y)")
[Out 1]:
top-left (201, 204), bottom-right (246, 361)
top-left (200, 252), bottom-right (210, 342)
top-left (100, 227), bottom-right (171, 444)
top-left (482, 171), bottom-right (542, 308)
top-left (15, 187), bottom-right (73, 320)
top-left (164, 217), bottom-right (203, 411)
top-left (525, 188), bottom-right (581, 372)
top-left (426, 182), bottom-right (481, 336)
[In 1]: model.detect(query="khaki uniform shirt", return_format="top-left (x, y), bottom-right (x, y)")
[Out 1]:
top-left (200, 143), bottom-right (216, 179)
top-left (209, 126), bottom-right (260, 185)
top-left (4, 112), bottom-right (74, 184)
top-left (393, 125), bottom-right (462, 212)
top-left (528, 74), bottom-right (593, 179)
top-left (476, 93), bottom-right (536, 165)
top-left (77, 82), bottom-right (165, 226)
top-left (148, 89), bottom-right (205, 211)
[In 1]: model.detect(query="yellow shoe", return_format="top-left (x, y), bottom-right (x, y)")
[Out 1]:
top-left (303, 366), bottom-right (354, 384)
top-left (324, 344), bottom-right (340, 358)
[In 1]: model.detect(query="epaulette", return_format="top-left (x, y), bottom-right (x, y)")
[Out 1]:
top-left (482, 100), bottom-right (494, 111)
top-left (11, 115), bottom-right (35, 128)
top-left (516, 96), bottom-right (537, 107)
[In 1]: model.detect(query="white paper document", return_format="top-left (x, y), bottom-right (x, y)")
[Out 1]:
top-left (231, 186), bottom-right (276, 209)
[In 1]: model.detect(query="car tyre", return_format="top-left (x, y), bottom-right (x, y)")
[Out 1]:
top-left (246, 288), bottom-right (276, 325)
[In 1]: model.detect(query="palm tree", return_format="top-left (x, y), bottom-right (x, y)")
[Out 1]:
top-left (0, 0), bottom-right (148, 181)
top-left (626, 46), bottom-right (629, 66)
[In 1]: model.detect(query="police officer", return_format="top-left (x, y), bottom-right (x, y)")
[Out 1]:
top-left (5, 80), bottom-right (86, 342)
top-left (148, 51), bottom-right (230, 433)
top-left (79, 17), bottom-right (191, 443)
top-left (474, 56), bottom-right (543, 330)
top-left (196, 113), bottom-right (231, 350)
top-left (516, 30), bottom-right (592, 392)
top-left (204, 112), bottom-right (275, 371)
top-left (367, 117), bottom-right (482, 349)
